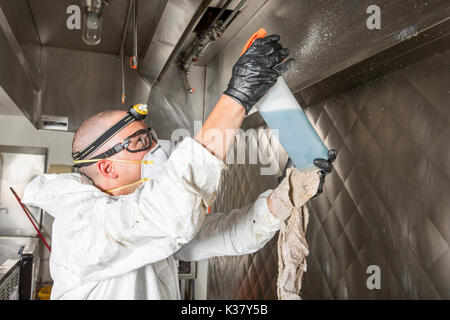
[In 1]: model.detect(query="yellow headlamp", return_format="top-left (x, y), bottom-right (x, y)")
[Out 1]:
top-left (129, 103), bottom-right (148, 119)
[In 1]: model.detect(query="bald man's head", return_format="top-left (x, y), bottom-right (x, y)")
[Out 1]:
top-left (72, 110), bottom-right (127, 178)
top-left (72, 110), bottom-right (149, 193)
top-left (72, 110), bottom-right (127, 155)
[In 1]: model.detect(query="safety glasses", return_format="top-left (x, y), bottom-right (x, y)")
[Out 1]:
top-left (73, 127), bottom-right (157, 168)
top-left (122, 128), bottom-right (154, 153)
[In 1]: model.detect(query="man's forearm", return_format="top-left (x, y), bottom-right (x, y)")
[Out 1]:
top-left (195, 34), bottom-right (293, 161)
top-left (195, 94), bottom-right (245, 161)
top-left (173, 190), bottom-right (280, 262)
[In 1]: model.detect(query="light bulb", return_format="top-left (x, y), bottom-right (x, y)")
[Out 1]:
top-left (82, 10), bottom-right (103, 45)
top-left (81, 0), bottom-right (109, 46)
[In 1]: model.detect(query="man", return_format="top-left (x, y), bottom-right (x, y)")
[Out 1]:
top-left (22, 35), bottom-right (332, 299)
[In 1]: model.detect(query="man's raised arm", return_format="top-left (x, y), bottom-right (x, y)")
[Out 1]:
top-left (195, 34), bottom-right (294, 161)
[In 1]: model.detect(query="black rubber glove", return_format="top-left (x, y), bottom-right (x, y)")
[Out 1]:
top-left (312, 149), bottom-right (337, 198)
top-left (224, 34), bottom-right (295, 114)
top-left (278, 149), bottom-right (337, 198)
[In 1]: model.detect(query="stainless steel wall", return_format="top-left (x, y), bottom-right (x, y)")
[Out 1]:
top-left (39, 46), bottom-right (151, 132)
top-left (207, 126), bottom-right (288, 299)
top-left (207, 49), bottom-right (450, 299)
top-left (301, 49), bottom-right (450, 299)
top-left (204, 0), bottom-right (450, 300)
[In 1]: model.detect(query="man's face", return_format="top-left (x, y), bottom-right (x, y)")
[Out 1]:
top-left (101, 120), bottom-right (155, 195)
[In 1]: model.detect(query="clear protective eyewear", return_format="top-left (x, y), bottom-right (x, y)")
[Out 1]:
top-left (73, 127), bottom-right (157, 168)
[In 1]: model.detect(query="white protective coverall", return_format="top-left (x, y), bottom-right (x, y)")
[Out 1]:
top-left (22, 137), bottom-right (282, 300)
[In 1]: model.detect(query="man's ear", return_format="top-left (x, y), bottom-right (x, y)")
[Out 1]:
top-left (96, 159), bottom-right (118, 179)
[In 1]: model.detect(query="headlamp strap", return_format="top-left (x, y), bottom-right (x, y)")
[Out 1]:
top-left (72, 104), bottom-right (148, 161)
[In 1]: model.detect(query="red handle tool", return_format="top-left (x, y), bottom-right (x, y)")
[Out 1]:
top-left (10, 187), bottom-right (51, 253)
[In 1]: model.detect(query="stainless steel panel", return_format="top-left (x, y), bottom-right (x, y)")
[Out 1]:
top-left (0, 6), bottom-right (40, 90)
top-left (39, 46), bottom-right (151, 132)
top-left (40, 46), bottom-right (117, 131)
top-left (0, 0), bottom-right (42, 76)
top-left (207, 50), bottom-right (450, 299)
top-left (0, 34), bottom-right (38, 122)
top-left (0, 4), bottom-right (40, 123)
top-left (145, 64), bottom-right (205, 139)
top-left (139, 0), bottom-right (205, 85)
top-left (204, 0), bottom-right (450, 119)
top-left (296, 16), bottom-right (450, 105)
top-left (186, 65), bottom-right (207, 130)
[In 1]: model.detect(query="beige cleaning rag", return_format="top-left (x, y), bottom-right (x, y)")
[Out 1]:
top-left (270, 168), bottom-right (320, 300)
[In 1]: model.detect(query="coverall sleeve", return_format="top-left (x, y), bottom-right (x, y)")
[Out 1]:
top-left (173, 190), bottom-right (282, 261)
top-left (22, 137), bottom-right (226, 283)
